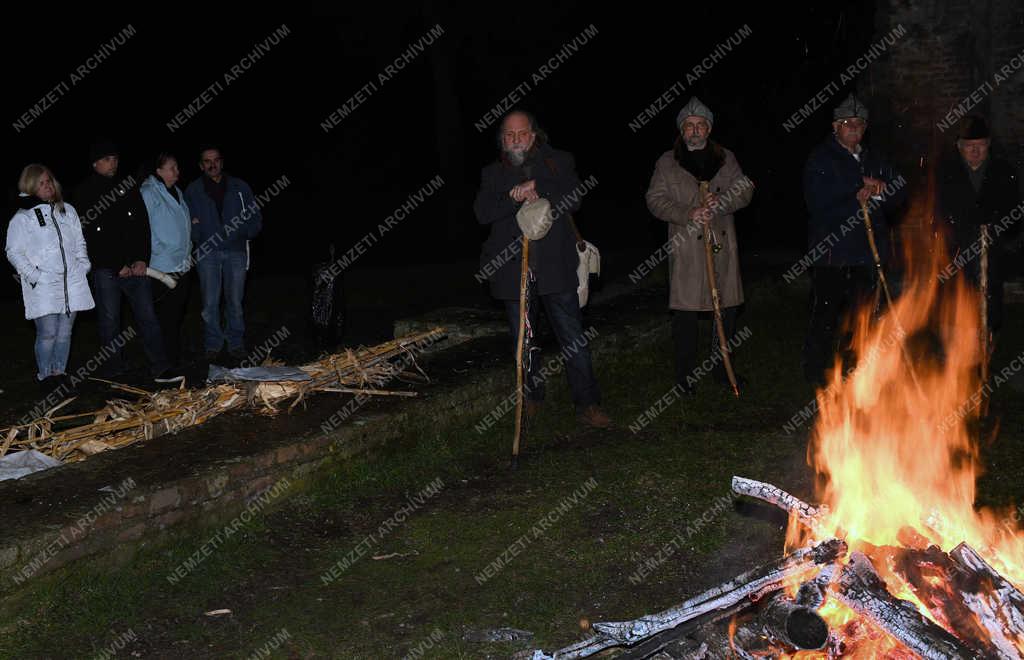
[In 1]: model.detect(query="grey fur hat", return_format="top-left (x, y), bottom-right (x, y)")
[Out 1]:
top-left (676, 97), bottom-right (713, 128)
top-left (833, 94), bottom-right (869, 121)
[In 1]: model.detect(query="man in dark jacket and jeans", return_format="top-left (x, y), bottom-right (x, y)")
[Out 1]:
top-left (73, 139), bottom-right (180, 383)
top-left (801, 95), bottom-right (906, 385)
top-left (184, 146), bottom-right (262, 364)
top-left (474, 110), bottom-right (610, 429)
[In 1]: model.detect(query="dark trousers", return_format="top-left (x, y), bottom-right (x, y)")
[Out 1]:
top-left (802, 265), bottom-right (876, 383)
top-left (152, 270), bottom-right (192, 367)
top-left (672, 306), bottom-right (739, 387)
top-left (504, 289), bottom-right (600, 409)
top-left (90, 269), bottom-right (169, 376)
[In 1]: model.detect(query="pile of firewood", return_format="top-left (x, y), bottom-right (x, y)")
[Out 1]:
top-left (530, 476), bottom-right (1024, 659)
top-left (0, 328), bottom-right (443, 464)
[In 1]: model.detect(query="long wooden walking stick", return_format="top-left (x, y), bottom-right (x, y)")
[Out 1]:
top-left (699, 181), bottom-right (740, 397)
top-left (859, 199), bottom-right (923, 396)
top-left (979, 224), bottom-right (991, 409)
top-left (511, 235), bottom-right (530, 468)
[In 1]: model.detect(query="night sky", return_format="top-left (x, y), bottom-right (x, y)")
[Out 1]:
top-left (5, 4), bottom-right (882, 302)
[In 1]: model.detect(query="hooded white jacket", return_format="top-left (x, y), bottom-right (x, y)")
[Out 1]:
top-left (6, 195), bottom-right (94, 320)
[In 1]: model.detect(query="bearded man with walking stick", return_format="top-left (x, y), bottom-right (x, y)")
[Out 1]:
top-left (645, 97), bottom-right (754, 396)
top-left (473, 110), bottom-right (611, 455)
top-left (801, 94), bottom-right (906, 387)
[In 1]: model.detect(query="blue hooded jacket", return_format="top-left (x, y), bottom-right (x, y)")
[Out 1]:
top-left (184, 175), bottom-right (262, 253)
top-left (140, 175), bottom-right (192, 273)
top-left (803, 136), bottom-right (906, 266)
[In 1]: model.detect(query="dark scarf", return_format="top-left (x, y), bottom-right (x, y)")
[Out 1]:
top-left (202, 174), bottom-right (228, 219)
top-left (964, 157), bottom-right (989, 193)
top-left (673, 139), bottom-right (725, 182)
top-left (18, 194), bottom-right (48, 210)
top-left (164, 181), bottom-right (182, 204)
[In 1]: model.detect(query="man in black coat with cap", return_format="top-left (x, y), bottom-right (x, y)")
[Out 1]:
top-left (73, 139), bottom-right (182, 383)
top-left (474, 110), bottom-right (610, 429)
top-left (935, 116), bottom-right (1022, 339)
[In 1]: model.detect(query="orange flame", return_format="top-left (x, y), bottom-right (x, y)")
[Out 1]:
top-left (788, 202), bottom-right (1024, 655)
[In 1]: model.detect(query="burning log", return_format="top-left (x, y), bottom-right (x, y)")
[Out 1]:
top-left (529, 538), bottom-right (846, 659)
top-left (882, 543), bottom-right (1004, 657)
top-left (949, 542), bottom-right (1024, 658)
top-left (761, 591), bottom-right (830, 651)
top-left (730, 476), bottom-right (829, 534)
top-left (834, 551), bottom-right (977, 659)
top-left (796, 562), bottom-right (838, 610)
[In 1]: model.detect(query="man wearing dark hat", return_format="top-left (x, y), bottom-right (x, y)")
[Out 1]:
top-left (646, 97), bottom-right (754, 394)
top-left (801, 94), bottom-right (906, 385)
top-left (935, 115), bottom-right (1022, 337)
top-left (73, 139), bottom-right (182, 383)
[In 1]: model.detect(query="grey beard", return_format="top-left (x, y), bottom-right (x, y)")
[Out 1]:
top-left (505, 148), bottom-right (527, 166)
top-left (685, 137), bottom-right (707, 151)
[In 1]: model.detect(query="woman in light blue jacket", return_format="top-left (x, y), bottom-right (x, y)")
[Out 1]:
top-left (140, 153), bottom-right (192, 367)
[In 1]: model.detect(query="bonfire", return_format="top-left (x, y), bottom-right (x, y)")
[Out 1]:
top-left (532, 222), bottom-right (1023, 657)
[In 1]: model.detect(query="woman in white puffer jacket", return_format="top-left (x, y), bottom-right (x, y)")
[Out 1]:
top-left (6, 164), bottom-right (94, 391)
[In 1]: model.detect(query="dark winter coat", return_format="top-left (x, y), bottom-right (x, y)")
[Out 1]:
top-left (803, 136), bottom-right (906, 267)
top-left (474, 143), bottom-right (583, 300)
top-left (72, 172), bottom-right (152, 270)
top-left (935, 153), bottom-right (1021, 271)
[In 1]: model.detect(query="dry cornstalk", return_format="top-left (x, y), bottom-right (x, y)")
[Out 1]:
top-left (0, 328), bottom-right (444, 464)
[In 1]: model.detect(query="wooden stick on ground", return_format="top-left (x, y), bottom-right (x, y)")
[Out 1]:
top-left (319, 388), bottom-right (418, 397)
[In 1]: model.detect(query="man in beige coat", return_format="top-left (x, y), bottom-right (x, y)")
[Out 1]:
top-left (645, 97), bottom-right (754, 393)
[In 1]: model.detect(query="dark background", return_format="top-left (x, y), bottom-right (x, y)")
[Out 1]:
top-left (3, 3), bottom-right (883, 303)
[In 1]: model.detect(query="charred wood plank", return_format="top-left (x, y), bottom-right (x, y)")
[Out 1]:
top-left (529, 539), bottom-right (846, 659)
top-left (948, 542), bottom-right (1024, 658)
top-left (884, 544), bottom-right (1004, 658)
top-left (834, 552), bottom-right (977, 659)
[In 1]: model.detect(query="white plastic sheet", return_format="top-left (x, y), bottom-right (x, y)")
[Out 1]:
top-left (0, 450), bottom-right (62, 481)
top-left (207, 365), bottom-right (312, 383)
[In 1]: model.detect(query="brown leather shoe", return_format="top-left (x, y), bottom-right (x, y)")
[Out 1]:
top-left (578, 404), bottom-right (612, 429)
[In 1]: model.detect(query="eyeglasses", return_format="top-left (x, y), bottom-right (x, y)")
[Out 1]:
top-left (837, 119), bottom-right (866, 129)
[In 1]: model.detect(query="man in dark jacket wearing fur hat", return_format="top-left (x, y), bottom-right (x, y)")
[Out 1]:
top-left (935, 115), bottom-right (1022, 337)
top-left (801, 94), bottom-right (906, 385)
top-left (473, 110), bottom-right (610, 429)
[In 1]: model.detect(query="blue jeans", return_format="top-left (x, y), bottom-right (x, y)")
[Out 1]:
top-left (504, 289), bottom-right (600, 409)
top-left (34, 312), bottom-right (76, 380)
top-left (90, 269), bottom-right (169, 376)
top-left (197, 250), bottom-right (247, 353)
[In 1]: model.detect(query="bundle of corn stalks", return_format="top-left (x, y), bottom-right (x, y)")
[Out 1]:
top-left (0, 328), bottom-right (444, 464)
